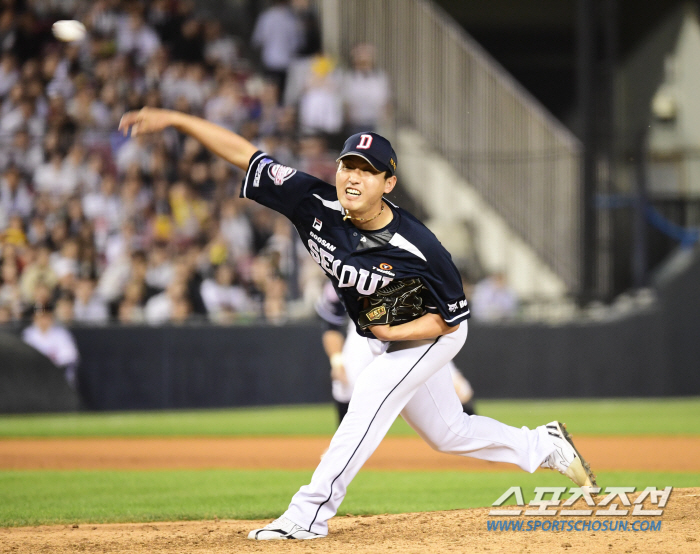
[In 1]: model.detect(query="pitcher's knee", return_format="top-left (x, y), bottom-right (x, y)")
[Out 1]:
top-left (428, 435), bottom-right (461, 454)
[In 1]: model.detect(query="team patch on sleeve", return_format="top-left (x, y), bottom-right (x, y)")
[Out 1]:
top-left (268, 164), bottom-right (297, 185)
top-left (447, 298), bottom-right (468, 313)
top-left (443, 296), bottom-right (470, 323)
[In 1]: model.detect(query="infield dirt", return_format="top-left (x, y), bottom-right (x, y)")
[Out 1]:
top-left (2, 488), bottom-right (699, 553)
top-left (2, 435), bottom-right (700, 471)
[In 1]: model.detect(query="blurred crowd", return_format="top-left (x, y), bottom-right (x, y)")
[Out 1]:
top-left (0, 0), bottom-right (393, 329)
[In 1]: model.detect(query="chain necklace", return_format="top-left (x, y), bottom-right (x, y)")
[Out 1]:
top-left (343, 202), bottom-right (385, 222)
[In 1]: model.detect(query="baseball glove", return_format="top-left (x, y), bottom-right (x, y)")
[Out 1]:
top-left (357, 278), bottom-right (426, 329)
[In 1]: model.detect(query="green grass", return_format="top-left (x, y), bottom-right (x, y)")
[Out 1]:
top-left (0, 405), bottom-right (340, 438)
top-left (1, 469), bottom-right (697, 527)
top-left (1, 399), bottom-right (696, 528)
top-left (1, 398), bottom-right (699, 438)
top-left (478, 398), bottom-right (700, 436)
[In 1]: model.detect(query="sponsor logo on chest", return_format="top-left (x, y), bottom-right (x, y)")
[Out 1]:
top-left (373, 263), bottom-right (395, 277)
top-left (309, 231), bottom-right (336, 252)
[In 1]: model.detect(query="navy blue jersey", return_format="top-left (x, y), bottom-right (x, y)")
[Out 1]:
top-left (241, 151), bottom-right (470, 337)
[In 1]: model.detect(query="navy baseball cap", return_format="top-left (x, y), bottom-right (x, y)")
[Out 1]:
top-left (337, 132), bottom-right (398, 176)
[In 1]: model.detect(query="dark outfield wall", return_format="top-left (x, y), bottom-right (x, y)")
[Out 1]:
top-left (0, 332), bottom-right (80, 413)
top-left (4, 249), bottom-right (698, 412)
top-left (73, 324), bottom-right (332, 410)
top-left (71, 311), bottom-right (675, 411)
top-left (453, 311), bottom-right (669, 398)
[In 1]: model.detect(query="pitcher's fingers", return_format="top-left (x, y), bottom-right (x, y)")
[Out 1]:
top-left (118, 112), bottom-right (139, 134)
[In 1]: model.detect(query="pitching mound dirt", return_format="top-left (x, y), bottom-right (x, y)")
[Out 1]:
top-left (2, 488), bottom-right (699, 553)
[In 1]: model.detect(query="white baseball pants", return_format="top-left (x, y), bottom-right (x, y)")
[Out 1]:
top-left (284, 322), bottom-right (556, 535)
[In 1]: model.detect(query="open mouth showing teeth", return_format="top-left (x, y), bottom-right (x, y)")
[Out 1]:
top-left (346, 188), bottom-right (361, 197)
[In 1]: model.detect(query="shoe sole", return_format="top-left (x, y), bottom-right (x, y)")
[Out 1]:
top-left (558, 421), bottom-right (597, 488)
top-left (248, 529), bottom-right (323, 540)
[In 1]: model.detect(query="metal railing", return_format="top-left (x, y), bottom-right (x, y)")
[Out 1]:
top-left (317, 0), bottom-right (582, 292)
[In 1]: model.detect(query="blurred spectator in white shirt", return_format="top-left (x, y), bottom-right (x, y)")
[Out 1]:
top-left (82, 174), bottom-right (122, 253)
top-left (204, 78), bottom-right (248, 132)
top-left (0, 260), bottom-right (22, 319)
top-left (219, 197), bottom-right (253, 263)
top-left (117, 11), bottom-right (161, 66)
top-left (73, 276), bottom-right (109, 323)
top-left (80, 151), bottom-right (105, 194)
top-left (264, 217), bottom-right (296, 280)
top-left (0, 165), bottom-right (32, 220)
top-left (34, 152), bottom-right (79, 198)
top-left (22, 301), bottom-right (79, 387)
top-left (50, 238), bottom-right (79, 281)
top-left (0, 129), bottom-right (43, 176)
top-left (117, 279), bottom-right (146, 324)
top-left (96, 227), bottom-right (143, 303)
top-left (26, 216), bottom-right (48, 246)
top-left (470, 272), bottom-right (518, 321)
top-left (0, 53), bottom-right (19, 97)
top-left (115, 134), bottom-right (152, 175)
top-left (68, 86), bottom-right (111, 131)
top-left (1, 98), bottom-right (45, 138)
top-left (86, 0), bottom-right (122, 38)
top-left (159, 61), bottom-right (187, 108)
top-left (104, 220), bottom-right (140, 267)
top-left (252, 0), bottom-right (302, 98)
top-left (145, 278), bottom-right (187, 324)
top-left (61, 143), bottom-right (86, 192)
top-left (1, 82), bottom-right (23, 121)
top-left (201, 264), bottom-right (250, 323)
top-left (204, 20), bottom-right (239, 68)
top-left (342, 43), bottom-right (391, 135)
top-left (119, 174), bottom-right (151, 225)
top-left (145, 243), bottom-right (174, 290)
top-left (298, 55), bottom-right (342, 136)
top-left (178, 63), bottom-right (212, 112)
top-left (255, 80), bottom-right (285, 137)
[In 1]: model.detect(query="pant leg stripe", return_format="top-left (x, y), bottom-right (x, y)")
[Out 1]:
top-left (308, 337), bottom-right (440, 531)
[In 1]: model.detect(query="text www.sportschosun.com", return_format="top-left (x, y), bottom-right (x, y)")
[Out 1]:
top-left (486, 519), bottom-right (662, 532)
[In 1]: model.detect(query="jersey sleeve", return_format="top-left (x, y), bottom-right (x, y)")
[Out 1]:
top-left (240, 151), bottom-right (324, 220)
top-left (420, 249), bottom-right (470, 326)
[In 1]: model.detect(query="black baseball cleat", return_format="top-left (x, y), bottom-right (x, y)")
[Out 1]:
top-left (540, 421), bottom-right (597, 488)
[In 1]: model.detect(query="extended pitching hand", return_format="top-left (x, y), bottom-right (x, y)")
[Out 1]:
top-left (119, 107), bottom-right (174, 137)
